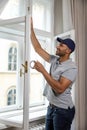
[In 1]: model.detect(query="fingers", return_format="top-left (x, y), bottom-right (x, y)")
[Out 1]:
top-left (30, 60), bottom-right (41, 69)
top-left (30, 16), bottom-right (32, 22)
top-left (30, 17), bottom-right (32, 24)
top-left (30, 16), bottom-right (33, 29)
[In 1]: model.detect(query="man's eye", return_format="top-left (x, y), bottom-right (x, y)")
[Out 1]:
top-left (60, 44), bottom-right (63, 46)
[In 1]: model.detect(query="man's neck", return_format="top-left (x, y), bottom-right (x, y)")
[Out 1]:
top-left (59, 56), bottom-right (70, 63)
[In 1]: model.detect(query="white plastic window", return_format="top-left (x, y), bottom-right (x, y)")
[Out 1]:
top-left (0, 0), bottom-right (26, 19)
top-left (0, 0), bottom-right (53, 129)
top-left (32, 0), bottom-right (52, 31)
top-left (0, 0), bottom-right (53, 111)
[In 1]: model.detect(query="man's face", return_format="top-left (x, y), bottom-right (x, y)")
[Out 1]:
top-left (56, 43), bottom-right (70, 56)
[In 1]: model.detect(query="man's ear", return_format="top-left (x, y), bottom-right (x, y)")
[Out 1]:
top-left (66, 48), bottom-right (71, 54)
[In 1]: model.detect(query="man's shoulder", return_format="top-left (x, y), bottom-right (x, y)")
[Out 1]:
top-left (66, 59), bottom-right (77, 68)
top-left (50, 55), bottom-right (59, 62)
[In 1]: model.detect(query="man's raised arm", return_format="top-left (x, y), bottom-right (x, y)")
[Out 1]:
top-left (30, 17), bottom-right (50, 62)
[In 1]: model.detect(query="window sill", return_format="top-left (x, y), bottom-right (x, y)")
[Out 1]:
top-left (0, 105), bottom-right (47, 129)
top-left (0, 123), bottom-right (8, 129)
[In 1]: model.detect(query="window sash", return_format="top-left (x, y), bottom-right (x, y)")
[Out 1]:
top-left (0, 0), bottom-right (54, 113)
top-left (0, 20), bottom-right (52, 112)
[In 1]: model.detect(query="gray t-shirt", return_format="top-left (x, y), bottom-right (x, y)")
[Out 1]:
top-left (43, 55), bottom-right (77, 109)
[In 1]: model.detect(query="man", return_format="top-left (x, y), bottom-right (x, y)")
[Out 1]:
top-left (30, 18), bottom-right (77, 130)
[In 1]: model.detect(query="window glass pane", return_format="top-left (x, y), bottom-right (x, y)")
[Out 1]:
top-left (0, 38), bottom-right (18, 108)
top-left (0, 21), bottom-right (24, 109)
top-left (30, 37), bottom-right (51, 106)
top-left (7, 88), bottom-right (16, 105)
top-left (0, 0), bottom-right (26, 19)
top-left (32, 0), bottom-right (52, 31)
top-left (8, 47), bottom-right (17, 71)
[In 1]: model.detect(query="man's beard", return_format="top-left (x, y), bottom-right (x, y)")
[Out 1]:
top-left (56, 51), bottom-right (66, 57)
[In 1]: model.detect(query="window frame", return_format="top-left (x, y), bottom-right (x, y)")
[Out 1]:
top-left (0, 17), bottom-right (25, 112)
top-left (0, 0), bottom-right (54, 129)
top-left (0, 16), bottom-right (52, 110)
top-left (0, 16), bottom-right (53, 127)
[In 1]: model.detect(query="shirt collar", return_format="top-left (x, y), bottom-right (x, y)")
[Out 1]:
top-left (58, 58), bottom-right (72, 65)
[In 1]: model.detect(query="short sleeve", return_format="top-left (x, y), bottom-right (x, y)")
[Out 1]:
top-left (49, 55), bottom-right (59, 63)
top-left (61, 68), bottom-right (77, 82)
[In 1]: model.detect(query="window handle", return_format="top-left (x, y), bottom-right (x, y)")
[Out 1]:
top-left (20, 68), bottom-right (24, 77)
top-left (22, 61), bottom-right (28, 73)
top-left (19, 61), bottom-right (28, 77)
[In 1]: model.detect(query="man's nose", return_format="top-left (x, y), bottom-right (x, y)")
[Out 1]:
top-left (56, 45), bottom-right (59, 49)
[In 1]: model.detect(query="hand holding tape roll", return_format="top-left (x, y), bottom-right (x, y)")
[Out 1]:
top-left (30, 60), bottom-right (35, 69)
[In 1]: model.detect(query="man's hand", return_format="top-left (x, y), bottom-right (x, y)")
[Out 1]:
top-left (30, 17), bottom-right (33, 31)
top-left (34, 61), bottom-right (45, 73)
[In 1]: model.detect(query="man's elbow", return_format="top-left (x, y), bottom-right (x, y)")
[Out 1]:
top-left (57, 87), bottom-right (66, 94)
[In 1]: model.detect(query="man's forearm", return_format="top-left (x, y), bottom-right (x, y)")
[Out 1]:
top-left (41, 69), bottom-right (62, 94)
top-left (31, 29), bottom-right (41, 52)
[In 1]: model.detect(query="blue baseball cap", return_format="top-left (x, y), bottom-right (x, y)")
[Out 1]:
top-left (57, 37), bottom-right (75, 52)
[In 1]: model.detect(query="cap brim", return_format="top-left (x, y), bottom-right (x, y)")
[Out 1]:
top-left (57, 37), bottom-right (64, 43)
